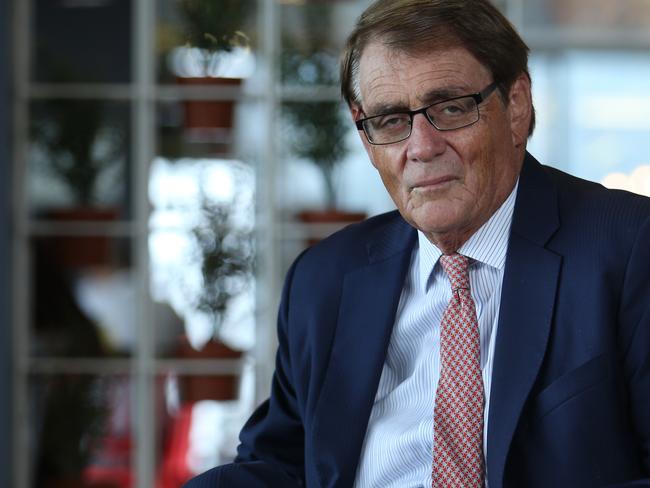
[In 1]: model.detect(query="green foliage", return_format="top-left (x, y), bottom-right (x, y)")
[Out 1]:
top-left (36, 376), bottom-right (108, 479)
top-left (283, 99), bottom-right (349, 208)
top-left (31, 100), bottom-right (124, 206)
top-left (192, 201), bottom-right (254, 331)
top-left (281, 5), bottom-right (349, 208)
top-left (181, 0), bottom-right (254, 53)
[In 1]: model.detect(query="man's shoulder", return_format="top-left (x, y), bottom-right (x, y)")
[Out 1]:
top-left (540, 163), bottom-right (650, 222)
top-left (526, 161), bottom-right (650, 257)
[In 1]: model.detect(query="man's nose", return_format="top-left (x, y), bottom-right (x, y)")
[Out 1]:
top-left (406, 112), bottom-right (447, 162)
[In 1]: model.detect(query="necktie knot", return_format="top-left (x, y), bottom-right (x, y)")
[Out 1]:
top-left (440, 253), bottom-right (470, 293)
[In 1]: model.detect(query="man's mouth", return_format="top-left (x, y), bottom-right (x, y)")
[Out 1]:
top-left (410, 175), bottom-right (457, 191)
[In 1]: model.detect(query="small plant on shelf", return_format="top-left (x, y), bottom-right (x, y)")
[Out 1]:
top-left (179, 0), bottom-right (255, 77)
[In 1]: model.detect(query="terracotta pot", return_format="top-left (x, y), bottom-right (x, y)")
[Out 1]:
top-left (296, 209), bottom-right (366, 223)
top-left (45, 208), bottom-right (120, 270)
top-left (175, 336), bottom-right (244, 401)
top-left (297, 209), bottom-right (366, 245)
top-left (176, 77), bottom-right (241, 130)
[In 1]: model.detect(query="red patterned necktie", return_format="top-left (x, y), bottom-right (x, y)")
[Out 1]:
top-left (432, 253), bottom-right (485, 488)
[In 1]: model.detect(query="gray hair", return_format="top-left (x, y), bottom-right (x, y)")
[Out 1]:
top-left (340, 0), bottom-right (535, 135)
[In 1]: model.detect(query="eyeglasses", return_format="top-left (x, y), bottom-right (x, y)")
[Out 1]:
top-left (355, 81), bottom-right (499, 145)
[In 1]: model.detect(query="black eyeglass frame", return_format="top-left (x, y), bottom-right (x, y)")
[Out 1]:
top-left (355, 81), bottom-right (500, 145)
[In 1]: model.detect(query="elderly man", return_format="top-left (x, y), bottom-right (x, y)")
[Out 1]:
top-left (185, 0), bottom-right (650, 487)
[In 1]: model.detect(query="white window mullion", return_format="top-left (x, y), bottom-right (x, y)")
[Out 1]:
top-left (12, 0), bottom-right (34, 486)
top-left (254, 0), bottom-right (282, 404)
top-left (132, 0), bottom-right (156, 486)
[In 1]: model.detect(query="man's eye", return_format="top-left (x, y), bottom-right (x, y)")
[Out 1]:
top-left (442, 104), bottom-right (464, 114)
top-left (374, 114), bottom-right (409, 129)
top-left (433, 99), bottom-right (473, 117)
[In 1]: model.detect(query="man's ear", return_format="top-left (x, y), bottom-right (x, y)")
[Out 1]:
top-left (350, 103), bottom-right (361, 121)
top-left (507, 73), bottom-right (532, 148)
top-left (350, 103), bottom-right (377, 167)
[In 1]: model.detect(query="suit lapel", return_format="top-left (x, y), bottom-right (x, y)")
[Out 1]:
top-left (486, 154), bottom-right (562, 488)
top-left (311, 216), bottom-right (416, 488)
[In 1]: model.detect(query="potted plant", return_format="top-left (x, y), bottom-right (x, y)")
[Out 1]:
top-left (176, 197), bottom-right (255, 401)
top-left (180, 0), bottom-right (253, 62)
top-left (172, 0), bottom-right (256, 146)
top-left (191, 200), bottom-right (254, 337)
top-left (282, 51), bottom-right (347, 211)
top-left (30, 99), bottom-right (125, 269)
top-left (281, 5), bottom-right (366, 234)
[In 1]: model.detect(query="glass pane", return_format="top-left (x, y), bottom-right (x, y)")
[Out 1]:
top-left (156, 0), bottom-right (258, 84)
top-left (30, 374), bottom-right (134, 488)
top-left (528, 50), bottom-right (650, 198)
top-left (280, 2), bottom-right (363, 86)
top-left (30, 236), bottom-right (133, 357)
top-left (155, 368), bottom-right (255, 485)
top-left (29, 100), bottom-right (131, 218)
top-left (32, 0), bottom-right (132, 83)
top-left (523, 0), bottom-right (650, 29)
top-left (148, 158), bottom-right (255, 356)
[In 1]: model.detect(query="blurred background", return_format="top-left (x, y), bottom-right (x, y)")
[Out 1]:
top-left (1, 0), bottom-right (650, 486)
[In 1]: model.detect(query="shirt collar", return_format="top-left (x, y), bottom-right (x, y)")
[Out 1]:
top-left (417, 179), bottom-right (519, 292)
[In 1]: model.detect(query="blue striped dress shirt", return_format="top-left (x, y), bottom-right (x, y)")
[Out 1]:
top-left (353, 182), bottom-right (518, 488)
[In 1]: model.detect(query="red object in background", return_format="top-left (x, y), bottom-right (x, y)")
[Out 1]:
top-left (83, 435), bottom-right (134, 488)
top-left (45, 208), bottom-right (121, 270)
top-left (82, 377), bottom-right (134, 488)
top-left (83, 405), bottom-right (197, 488)
top-left (175, 336), bottom-right (244, 402)
top-left (296, 209), bottom-right (367, 246)
top-left (176, 77), bottom-right (241, 130)
top-left (156, 403), bottom-right (195, 488)
top-left (176, 76), bottom-right (242, 151)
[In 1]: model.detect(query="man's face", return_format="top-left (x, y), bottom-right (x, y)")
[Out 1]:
top-left (352, 43), bottom-right (531, 251)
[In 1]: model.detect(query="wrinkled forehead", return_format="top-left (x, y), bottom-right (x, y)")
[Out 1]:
top-left (354, 31), bottom-right (492, 91)
top-left (356, 41), bottom-right (491, 110)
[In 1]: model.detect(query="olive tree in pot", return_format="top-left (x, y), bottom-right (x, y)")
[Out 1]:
top-left (281, 5), bottom-right (365, 229)
top-left (30, 99), bottom-right (126, 269)
top-left (174, 0), bottom-right (255, 143)
top-left (176, 197), bottom-right (255, 402)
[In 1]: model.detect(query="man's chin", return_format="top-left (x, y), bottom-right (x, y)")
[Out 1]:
top-left (405, 205), bottom-right (467, 237)
top-left (405, 193), bottom-right (460, 219)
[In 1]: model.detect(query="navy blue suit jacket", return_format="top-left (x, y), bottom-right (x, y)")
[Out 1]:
top-left (185, 154), bottom-right (650, 487)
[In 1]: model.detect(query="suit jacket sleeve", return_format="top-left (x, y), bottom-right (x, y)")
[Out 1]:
top-left (619, 213), bottom-right (650, 475)
top-left (183, 256), bottom-right (307, 488)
